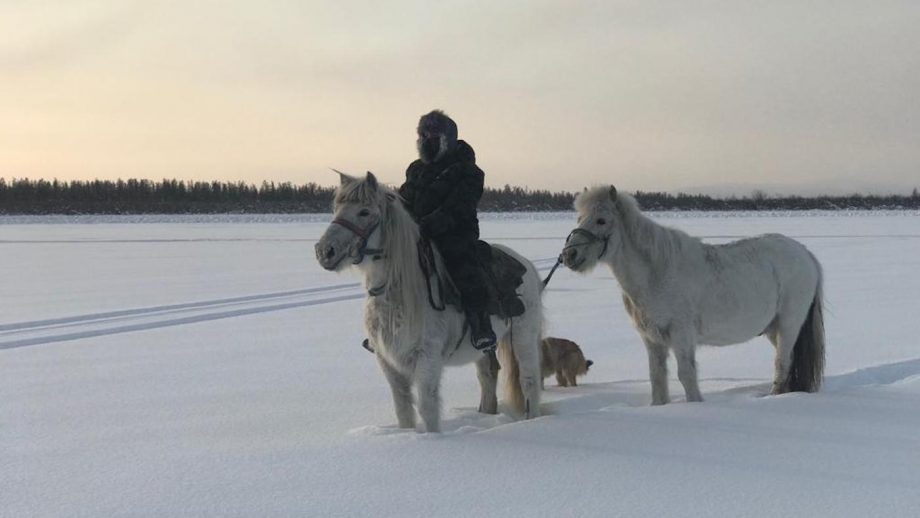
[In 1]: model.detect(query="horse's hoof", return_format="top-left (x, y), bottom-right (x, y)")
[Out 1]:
top-left (524, 399), bottom-right (541, 419)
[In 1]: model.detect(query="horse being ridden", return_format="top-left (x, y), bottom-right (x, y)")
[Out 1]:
top-left (563, 186), bottom-right (825, 404)
top-left (315, 172), bottom-right (543, 432)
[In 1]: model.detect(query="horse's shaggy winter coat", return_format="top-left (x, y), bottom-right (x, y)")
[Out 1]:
top-left (315, 172), bottom-right (544, 432)
top-left (564, 186), bottom-right (824, 404)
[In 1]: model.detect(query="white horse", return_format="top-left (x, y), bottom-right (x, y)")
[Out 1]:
top-left (315, 171), bottom-right (543, 432)
top-left (563, 186), bottom-right (825, 404)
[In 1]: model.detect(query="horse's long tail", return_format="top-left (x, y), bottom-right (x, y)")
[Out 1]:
top-left (787, 256), bottom-right (825, 392)
top-left (498, 333), bottom-right (526, 415)
top-left (495, 245), bottom-right (543, 417)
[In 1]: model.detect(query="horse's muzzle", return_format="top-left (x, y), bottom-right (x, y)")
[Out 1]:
top-left (562, 248), bottom-right (585, 270)
top-left (315, 242), bottom-right (344, 271)
top-left (563, 247), bottom-right (578, 264)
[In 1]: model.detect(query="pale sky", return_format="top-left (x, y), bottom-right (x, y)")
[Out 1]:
top-left (2, 1), bottom-right (918, 195)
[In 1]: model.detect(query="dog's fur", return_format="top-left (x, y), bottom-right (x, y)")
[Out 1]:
top-left (541, 337), bottom-right (593, 388)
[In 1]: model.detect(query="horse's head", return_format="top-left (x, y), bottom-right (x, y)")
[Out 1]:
top-left (315, 171), bottom-right (389, 271)
top-left (563, 185), bottom-right (619, 272)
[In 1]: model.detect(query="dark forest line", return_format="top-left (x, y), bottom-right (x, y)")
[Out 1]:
top-left (1, 178), bottom-right (919, 214)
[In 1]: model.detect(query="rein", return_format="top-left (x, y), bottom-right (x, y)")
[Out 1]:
top-left (417, 237), bottom-right (447, 311)
top-left (338, 214), bottom-right (446, 313)
top-left (359, 236), bottom-right (466, 357)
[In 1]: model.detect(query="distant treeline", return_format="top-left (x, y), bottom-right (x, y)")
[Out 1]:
top-left (1, 178), bottom-right (919, 214)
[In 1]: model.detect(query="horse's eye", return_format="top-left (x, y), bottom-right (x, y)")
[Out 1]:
top-left (358, 209), bottom-right (370, 217)
top-left (596, 218), bottom-right (606, 225)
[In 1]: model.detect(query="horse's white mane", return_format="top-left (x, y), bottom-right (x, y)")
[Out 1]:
top-left (577, 186), bottom-right (698, 265)
top-left (336, 177), bottom-right (426, 342)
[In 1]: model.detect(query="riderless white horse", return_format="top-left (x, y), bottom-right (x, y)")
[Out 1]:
top-left (562, 186), bottom-right (825, 404)
top-left (315, 172), bottom-right (543, 432)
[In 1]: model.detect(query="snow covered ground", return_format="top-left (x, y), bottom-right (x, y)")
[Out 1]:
top-left (2, 211), bottom-right (920, 517)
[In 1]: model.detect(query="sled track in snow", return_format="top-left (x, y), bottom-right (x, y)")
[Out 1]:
top-left (0, 257), bottom-right (562, 350)
top-left (0, 283), bottom-right (359, 333)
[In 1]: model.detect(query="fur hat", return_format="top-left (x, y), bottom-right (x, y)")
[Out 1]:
top-left (416, 110), bottom-right (458, 163)
top-left (417, 110), bottom-right (458, 142)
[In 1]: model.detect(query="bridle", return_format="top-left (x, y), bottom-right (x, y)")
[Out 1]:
top-left (563, 227), bottom-right (610, 260)
top-left (330, 216), bottom-right (384, 266)
top-left (328, 195), bottom-right (396, 296)
top-left (330, 212), bottom-right (445, 306)
top-left (542, 227), bottom-right (611, 288)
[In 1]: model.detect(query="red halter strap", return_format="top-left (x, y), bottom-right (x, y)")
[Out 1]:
top-left (331, 217), bottom-right (376, 240)
top-left (330, 217), bottom-right (383, 264)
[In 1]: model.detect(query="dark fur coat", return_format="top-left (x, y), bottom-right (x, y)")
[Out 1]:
top-left (398, 140), bottom-right (483, 241)
top-left (398, 140), bottom-right (488, 309)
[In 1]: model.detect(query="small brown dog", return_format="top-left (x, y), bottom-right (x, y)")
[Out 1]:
top-left (541, 337), bottom-right (593, 388)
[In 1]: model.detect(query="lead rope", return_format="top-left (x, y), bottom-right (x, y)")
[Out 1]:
top-left (541, 255), bottom-right (564, 289)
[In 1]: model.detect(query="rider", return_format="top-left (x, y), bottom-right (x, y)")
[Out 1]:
top-left (398, 110), bottom-right (496, 350)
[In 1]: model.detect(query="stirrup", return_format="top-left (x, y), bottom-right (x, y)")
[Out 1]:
top-left (473, 337), bottom-right (496, 353)
top-left (467, 310), bottom-right (496, 351)
top-left (361, 338), bottom-right (375, 353)
top-left (473, 334), bottom-right (497, 351)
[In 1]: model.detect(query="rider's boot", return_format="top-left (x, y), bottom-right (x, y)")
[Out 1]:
top-left (468, 309), bottom-right (497, 351)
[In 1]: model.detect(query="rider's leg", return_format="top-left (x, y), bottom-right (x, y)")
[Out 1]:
top-left (439, 238), bottom-right (496, 351)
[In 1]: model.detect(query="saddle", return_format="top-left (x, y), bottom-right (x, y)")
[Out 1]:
top-left (420, 239), bottom-right (527, 319)
top-left (477, 241), bottom-right (527, 318)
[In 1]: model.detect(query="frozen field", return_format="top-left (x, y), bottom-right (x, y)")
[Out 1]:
top-left (3, 211), bottom-right (920, 517)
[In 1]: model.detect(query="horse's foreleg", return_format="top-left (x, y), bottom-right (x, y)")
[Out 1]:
top-left (644, 340), bottom-right (670, 405)
top-left (672, 339), bottom-right (703, 402)
top-left (475, 354), bottom-right (499, 415)
top-left (377, 356), bottom-right (416, 429)
top-left (414, 355), bottom-right (443, 433)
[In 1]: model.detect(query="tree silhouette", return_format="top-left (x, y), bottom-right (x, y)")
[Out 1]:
top-left (1, 177), bottom-right (919, 214)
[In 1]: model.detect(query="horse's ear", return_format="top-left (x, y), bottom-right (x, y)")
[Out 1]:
top-left (365, 171), bottom-right (378, 191)
top-left (609, 185), bottom-right (618, 202)
top-left (332, 168), bottom-right (354, 186)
